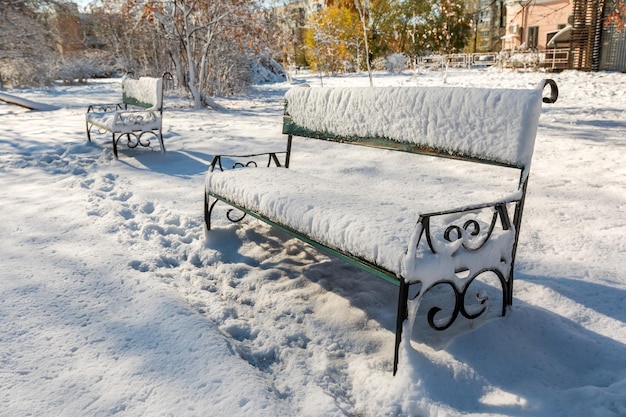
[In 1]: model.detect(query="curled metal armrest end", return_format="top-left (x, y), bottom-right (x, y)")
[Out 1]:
top-left (542, 79), bottom-right (558, 104)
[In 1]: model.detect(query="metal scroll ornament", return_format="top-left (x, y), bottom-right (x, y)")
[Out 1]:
top-left (116, 130), bottom-right (157, 149)
top-left (416, 203), bottom-right (514, 331)
top-left (423, 268), bottom-right (508, 330)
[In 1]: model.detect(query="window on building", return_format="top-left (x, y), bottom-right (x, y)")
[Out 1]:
top-left (528, 26), bottom-right (539, 49)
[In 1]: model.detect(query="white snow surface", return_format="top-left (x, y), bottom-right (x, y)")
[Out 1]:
top-left (284, 83), bottom-right (544, 167)
top-left (1, 69), bottom-right (626, 417)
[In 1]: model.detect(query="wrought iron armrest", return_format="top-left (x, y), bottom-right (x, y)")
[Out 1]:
top-left (417, 199), bottom-right (517, 256)
top-left (542, 79), bottom-right (559, 104)
top-left (124, 103), bottom-right (156, 112)
top-left (87, 103), bottom-right (125, 113)
top-left (204, 152), bottom-right (287, 229)
top-left (403, 197), bottom-right (523, 331)
top-left (209, 152), bottom-right (288, 172)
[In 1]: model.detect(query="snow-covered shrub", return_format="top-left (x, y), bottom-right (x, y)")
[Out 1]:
top-left (55, 54), bottom-right (104, 84)
top-left (0, 58), bottom-right (56, 88)
top-left (386, 53), bottom-right (409, 73)
top-left (251, 55), bottom-right (287, 84)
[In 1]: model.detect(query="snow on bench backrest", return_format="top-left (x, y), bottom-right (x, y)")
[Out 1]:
top-left (283, 83), bottom-right (546, 169)
top-left (122, 76), bottom-right (163, 110)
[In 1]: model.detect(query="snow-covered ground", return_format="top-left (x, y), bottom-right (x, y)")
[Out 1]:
top-left (1, 68), bottom-right (624, 417)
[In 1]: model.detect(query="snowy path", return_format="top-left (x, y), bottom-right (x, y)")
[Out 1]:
top-left (0, 146), bottom-right (292, 416)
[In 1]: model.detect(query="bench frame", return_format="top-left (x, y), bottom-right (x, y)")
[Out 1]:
top-left (204, 80), bottom-right (558, 375)
top-left (86, 72), bottom-right (171, 159)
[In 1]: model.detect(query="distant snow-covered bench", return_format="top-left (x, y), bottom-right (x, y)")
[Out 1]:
top-left (85, 73), bottom-right (171, 159)
top-left (204, 80), bottom-right (558, 374)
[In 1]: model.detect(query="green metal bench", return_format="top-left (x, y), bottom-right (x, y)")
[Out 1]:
top-left (204, 80), bottom-right (558, 374)
top-left (86, 73), bottom-right (171, 159)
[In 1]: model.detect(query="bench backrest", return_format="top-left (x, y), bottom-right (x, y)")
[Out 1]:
top-left (283, 82), bottom-right (553, 177)
top-left (122, 76), bottom-right (163, 110)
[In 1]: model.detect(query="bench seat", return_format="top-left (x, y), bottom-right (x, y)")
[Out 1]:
top-left (86, 110), bottom-right (161, 134)
top-left (207, 164), bottom-right (519, 285)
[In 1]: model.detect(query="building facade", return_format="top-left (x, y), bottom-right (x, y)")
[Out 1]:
top-left (504, 0), bottom-right (625, 71)
top-left (599, 0), bottom-right (626, 70)
top-left (466, 0), bottom-right (507, 52)
top-left (503, 0), bottom-right (573, 51)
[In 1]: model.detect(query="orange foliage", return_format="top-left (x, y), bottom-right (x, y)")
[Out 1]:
top-left (605, 0), bottom-right (626, 30)
top-left (304, 5), bottom-right (362, 72)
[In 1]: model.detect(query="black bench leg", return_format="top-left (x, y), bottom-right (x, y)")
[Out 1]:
top-left (158, 130), bottom-right (166, 154)
top-left (505, 269), bottom-right (514, 315)
top-left (394, 279), bottom-right (410, 375)
top-left (204, 191), bottom-right (218, 231)
top-left (112, 133), bottom-right (119, 159)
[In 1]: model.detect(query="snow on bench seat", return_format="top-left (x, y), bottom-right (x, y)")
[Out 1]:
top-left (85, 110), bottom-right (161, 134)
top-left (206, 165), bottom-right (518, 277)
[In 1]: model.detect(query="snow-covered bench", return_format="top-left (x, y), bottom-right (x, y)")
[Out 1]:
top-left (86, 73), bottom-right (171, 159)
top-left (204, 80), bottom-right (558, 374)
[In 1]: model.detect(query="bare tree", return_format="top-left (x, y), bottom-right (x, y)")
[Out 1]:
top-left (353, 0), bottom-right (373, 86)
top-left (122, 0), bottom-right (269, 109)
